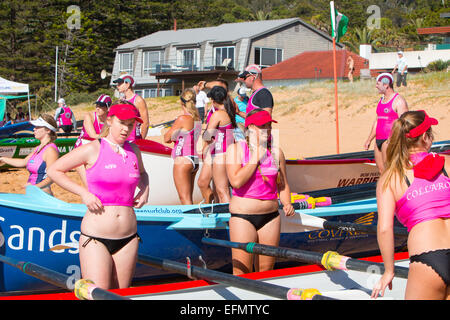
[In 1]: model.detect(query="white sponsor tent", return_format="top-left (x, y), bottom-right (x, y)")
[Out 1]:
top-left (0, 76), bottom-right (31, 117)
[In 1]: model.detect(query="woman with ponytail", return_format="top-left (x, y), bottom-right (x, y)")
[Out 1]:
top-left (164, 88), bottom-right (201, 204)
top-left (372, 110), bottom-right (450, 300)
top-left (200, 85), bottom-right (236, 203)
top-left (226, 109), bottom-right (294, 275)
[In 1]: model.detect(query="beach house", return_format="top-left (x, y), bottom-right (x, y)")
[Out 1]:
top-left (110, 18), bottom-right (343, 97)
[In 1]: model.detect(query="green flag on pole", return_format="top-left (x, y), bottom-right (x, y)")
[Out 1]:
top-left (330, 1), bottom-right (348, 42)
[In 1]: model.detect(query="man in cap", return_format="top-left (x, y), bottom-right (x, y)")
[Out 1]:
top-left (113, 74), bottom-right (149, 140)
top-left (391, 51), bottom-right (408, 87)
top-left (54, 98), bottom-right (76, 134)
top-left (236, 64), bottom-right (274, 115)
top-left (364, 73), bottom-right (408, 173)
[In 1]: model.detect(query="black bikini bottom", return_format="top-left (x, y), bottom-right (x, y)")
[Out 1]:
top-left (230, 211), bottom-right (279, 231)
top-left (410, 249), bottom-right (450, 285)
top-left (376, 139), bottom-right (387, 152)
top-left (80, 232), bottom-right (141, 255)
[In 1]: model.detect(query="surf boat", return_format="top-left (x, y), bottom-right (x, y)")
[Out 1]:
top-left (0, 185), bottom-right (407, 294)
top-left (0, 250), bottom-right (409, 301)
top-left (0, 137), bottom-right (76, 160)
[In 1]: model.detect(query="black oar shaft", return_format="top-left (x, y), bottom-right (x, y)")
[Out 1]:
top-left (137, 254), bottom-right (334, 300)
top-left (0, 254), bottom-right (128, 300)
top-left (138, 254), bottom-right (288, 299)
top-left (202, 238), bottom-right (409, 279)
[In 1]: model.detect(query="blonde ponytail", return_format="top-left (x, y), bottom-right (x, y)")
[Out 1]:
top-left (382, 111), bottom-right (432, 190)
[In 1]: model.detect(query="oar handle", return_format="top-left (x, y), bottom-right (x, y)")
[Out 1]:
top-left (0, 254), bottom-right (128, 300)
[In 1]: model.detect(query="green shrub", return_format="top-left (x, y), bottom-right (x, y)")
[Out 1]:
top-left (425, 59), bottom-right (449, 72)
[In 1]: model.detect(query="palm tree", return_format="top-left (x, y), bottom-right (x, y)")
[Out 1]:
top-left (342, 26), bottom-right (382, 53)
top-left (250, 10), bottom-right (271, 21)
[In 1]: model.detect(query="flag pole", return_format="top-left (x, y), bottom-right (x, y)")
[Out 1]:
top-left (330, 1), bottom-right (340, 154)
top-left (332, 36), bottom-right (340, 154)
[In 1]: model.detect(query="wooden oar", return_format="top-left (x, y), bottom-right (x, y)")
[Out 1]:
top-left (0, 254), bottom-right (128, 300)
top-left (202, 238), bottom-right (409, 279)
top-left (137, 254), bottom-right (336, 300)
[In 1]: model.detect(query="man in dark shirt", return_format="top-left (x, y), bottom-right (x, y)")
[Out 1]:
top-left (237, 64), bottom-right (274, 115)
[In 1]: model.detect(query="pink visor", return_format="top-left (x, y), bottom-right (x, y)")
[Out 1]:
top-left (245, 110), bottom-right (277, 128)
top-left (405, 110), bottom-right (438, 138)
top-left (108, 104), bottom-right (143, 123)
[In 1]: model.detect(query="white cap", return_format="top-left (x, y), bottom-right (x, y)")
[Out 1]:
top-left (57, 98), bottom-right (65, 104)
top-left (30, 117), bottom-right (57, 132)
top-left (376, 73), bottom-right (394, 85)
top-left (397, 51), bottom-right (404, 55)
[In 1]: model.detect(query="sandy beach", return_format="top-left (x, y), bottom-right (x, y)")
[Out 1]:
top-left (1, 72), bottom-right (449, 203)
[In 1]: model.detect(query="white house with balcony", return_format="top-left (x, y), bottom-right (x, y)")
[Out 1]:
top-left (110, 18), bottom-right (343, 97)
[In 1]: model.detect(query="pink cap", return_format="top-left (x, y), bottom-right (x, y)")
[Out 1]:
top-left (245, 110), bottom-right (277, 128)
top-left (108, 104), bottom-right (143, 123)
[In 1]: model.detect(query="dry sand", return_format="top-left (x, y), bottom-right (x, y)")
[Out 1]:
top-left (1, 72), bottom-right (449, 203)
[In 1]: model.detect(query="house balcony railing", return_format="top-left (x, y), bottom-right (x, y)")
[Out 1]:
top-left (146, 58), bottom-right (235, 75)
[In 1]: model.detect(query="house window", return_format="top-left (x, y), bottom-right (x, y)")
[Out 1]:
top-left (143, 51), bottom-right (162, 74)
top-left (215, 46), bottom-right (235, 68)
top-left (254, 47), bottom-right (283, 67)
top-left (182, 49), bottom-right (196, 67)
top-left (119, 52), bottom-right (133, 74)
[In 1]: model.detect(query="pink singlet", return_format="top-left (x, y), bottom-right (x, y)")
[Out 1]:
top-left (126, 94), bottom-right (141, 142)
top-left (395, 152), bottom-right (450, 232)
top-left (171, 120), bottom-right (201, 158)
top-left (232, 140), bottom-right (278, 200)
top-left (205, 106), bottom-right (216, 124)
top-left (57, 106), bottom-right (73, 126)
top-left (85, 139), bottom-right (140, 206)
top-left (26, 143), bottom-right (59, 185)
top-left (211, 122), bottom-right (234, 156)
top-left (376, 93), bottom-right (399, 140)
top-left (74, 112), bottom-right (104, 148)
top-left (246, 87), bottom-right (267, 114)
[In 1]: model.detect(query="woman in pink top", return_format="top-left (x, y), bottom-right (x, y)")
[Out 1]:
top-left (48, 103), bottom-right (149, 290)
top-left (113, 74), bottom-right (149, 140)
top-left (226, 109), bottom-right (295, 275)
top-left (201, 86), bottom-right (236, 203)
top-left (372, 110), bottom-right (450, 300)
top-left (364, 73), bottom-right (408, 173)
top-left (164, 88), bottom-right (201, 204)
top-left (0, 114), bottom-right (59, 195)
top-left (74, 94), bottom-right (112, 186)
